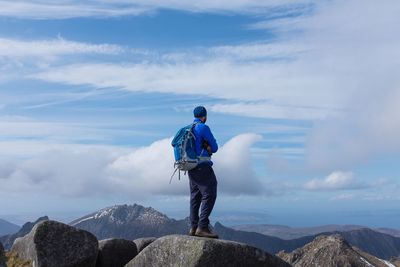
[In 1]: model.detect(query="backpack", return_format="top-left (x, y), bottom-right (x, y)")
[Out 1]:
top-left (170, 122), bottom-right (200, 183)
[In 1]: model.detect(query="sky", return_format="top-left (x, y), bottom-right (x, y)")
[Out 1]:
top-left (0, 0), bottom-right (399, 228)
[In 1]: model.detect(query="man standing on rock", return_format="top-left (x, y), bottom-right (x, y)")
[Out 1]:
top-left (188, 106), bottom-right (219, 239)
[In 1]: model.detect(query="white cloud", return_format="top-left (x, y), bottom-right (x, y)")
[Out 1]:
top-left (213, 133), bottom-right (264, 194)
top-left (0, 1), bottom-right (150, 19)
top-left (0, 37), bottom-right (124, 58)
top-left (307, 88), bottom-right (400, 169)
top-left (2, 0), bottom-right (400, 171)
top-left (210, 102), bottom-right (342, 120)
top-left (0, 0), bottom-right (313, 19)
top-left (304, 171), bottom-right (365, 191)
top-left (211, 43), bottom-right (309, 60)
top-left (0, 116), bottom-right (154, 150)
top-left (30, 59), bottom-right (344, 118)
top-left (0, 133), bottom-right (265, 197)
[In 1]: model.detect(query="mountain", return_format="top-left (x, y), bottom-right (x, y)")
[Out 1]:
top-left (216, 222), bottom-right (400, 260)
top-left (215, 221), bottom-right (315, 254)
top-left (377, 228), bottom-right (400, 238)
top-left (0, 219), bottom-right (20, 236)
top-left (61, 204), bottom-right (400, 261)
top-left (69, 204), bottom-right (189, 240)
top-left (278, 234), bottom-right (394, 267)
top-left (232, 223), bottom-right (400, 240)
top-left (0, 216), bottom-right (48, 250)
top-left (339, 228), bottom-right (400, 260)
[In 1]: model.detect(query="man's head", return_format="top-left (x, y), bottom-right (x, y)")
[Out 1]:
top-left (193, 106), bottom-right (207, 123)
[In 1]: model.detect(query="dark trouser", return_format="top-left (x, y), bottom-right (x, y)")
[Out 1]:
top-left (188, 164), bottom-right (217, 229)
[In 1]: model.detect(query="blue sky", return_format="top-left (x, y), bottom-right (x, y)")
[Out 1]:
top-left (0, 0), bottom-right (399, 228)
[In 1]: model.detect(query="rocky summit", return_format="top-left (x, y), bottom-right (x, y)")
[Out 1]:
top-left (11, 220), bottom-right (98, 267)
top-left (277, 234), bottom-right (394, 267)
top-left (126, 234), bottom-right (291, 267)
top-left (69, 204), bottom-right (188, 240)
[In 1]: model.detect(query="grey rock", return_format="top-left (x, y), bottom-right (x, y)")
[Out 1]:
top-left (277, 234), bottom-right (389, 267)
top-left (125, 234), bottom-right (291, 267)
top-left (96, 238), bottom-right (137, 267)
top-left (132, 237), bottom-right (156, 253)
top-left (11, 220), bottom-right (98, 267)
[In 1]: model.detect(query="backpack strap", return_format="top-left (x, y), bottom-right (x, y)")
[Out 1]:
top-left (170, 167), bottom-right (179, 184)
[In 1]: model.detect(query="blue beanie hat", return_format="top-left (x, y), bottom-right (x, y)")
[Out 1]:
top-left (193, 106), bottom-right (207, 118)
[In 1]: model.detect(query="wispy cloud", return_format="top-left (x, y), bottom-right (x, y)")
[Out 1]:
top-left (0, 115), bottom-right (156, 153)
top-left (0, 37), bottom-right (124, 58)
top-left (0, 0), bottom-right (314, 19)
top-left (29, 58), bottom-right (345, 120)
top-left (210, 102), bottom-right (342, 120)
top-left (0, 1), bottom-right (150, 19)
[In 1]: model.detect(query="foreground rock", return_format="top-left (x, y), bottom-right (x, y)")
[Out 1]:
top-left (132, 237), bottom-right (156, 253)
top-left (278, 234), bottom-right (391, 267)
top-left (0, 242), bottom-right (5, 267)
top-left (126, 234), bottom-right (291, 267)
top-left (11, 220), bottom-right (98, 267)
top-left (96, 238), bottom-right (137, 267)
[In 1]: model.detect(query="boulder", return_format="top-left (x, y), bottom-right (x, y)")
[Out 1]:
top-left (125, 234), bottom-right (291, 267)
top-left (132, 237), bottom-right (156, 253)
top-left (96, 238), bottom-right (137, 267)
top-left (11, 220), bottom-right (98, 267)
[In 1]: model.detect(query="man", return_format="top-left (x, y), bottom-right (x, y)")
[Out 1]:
top-left (188, 106), bottom-right (219, 238)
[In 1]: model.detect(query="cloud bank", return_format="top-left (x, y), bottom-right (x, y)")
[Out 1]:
top-left (0, 134), bottom-right (264, 197)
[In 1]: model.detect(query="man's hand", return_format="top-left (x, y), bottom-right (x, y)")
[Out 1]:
top-left (203, 140), bottom-right (213, 155)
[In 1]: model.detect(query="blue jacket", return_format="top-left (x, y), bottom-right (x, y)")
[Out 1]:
top-left (192, 118), bottom-right (218, 166)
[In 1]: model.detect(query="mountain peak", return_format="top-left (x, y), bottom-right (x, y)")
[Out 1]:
top-left (70, 204), bottom-right (169, 226)
top-left (278, 234), bottom-right (391, 267)
top-left (68, 204), bottom-right (187, 240)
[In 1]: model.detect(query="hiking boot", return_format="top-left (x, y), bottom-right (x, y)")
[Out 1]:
top-left (195, 227), bottom-right (219, 239)
top-left (189, 227), bottom-right (197, 236)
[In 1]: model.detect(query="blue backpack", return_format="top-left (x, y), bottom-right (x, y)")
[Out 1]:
top-left (170, 122), bottom-right (200, 183)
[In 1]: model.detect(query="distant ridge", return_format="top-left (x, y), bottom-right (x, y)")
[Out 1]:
top-left (0, 219), bottom-right (20, 236)
top-left (0, 216), bottom-right (48, 250)
top-left (232, 223), bottom-right (400, 240)
top-left (217, 222), bottom-right (400, 260)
